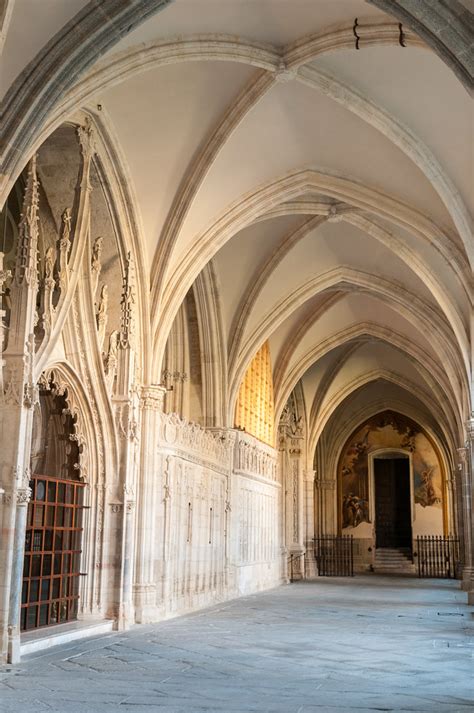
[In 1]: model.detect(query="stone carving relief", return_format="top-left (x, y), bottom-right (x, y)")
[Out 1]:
top-left (14, 155), bottom-right (39, 288)
top-left (120, 252), bottom-right (135, 350)
top-left (234, 431), bottom-right (278, 482)
top-left (91, 236), bottom-right (103, 294)
top-left (58, 208), bottom-right (72, 290)
top-left (2, 367), bottom-right (21, 405)
top-left (0, 252), bottom-right (12, 369)
top-left (157, 411), bottom-right (233, 472)
top-left (77, 116), bottom-right (96, 166)
top-left (96, 284), bottom-right (108, 349)
top-left (104, 330), bottom-right (119, 394)
top-left (38, 367), bottom-right (89, 480)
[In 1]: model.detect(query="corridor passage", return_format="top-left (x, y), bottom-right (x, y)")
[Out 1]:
top-left (1, 577), bottom-right (473, 713)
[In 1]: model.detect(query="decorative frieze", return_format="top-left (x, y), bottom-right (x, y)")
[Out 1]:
top-left (157, 412), bottom-right (233, 473)
top-left (233, 430), bottom-right (278, 482)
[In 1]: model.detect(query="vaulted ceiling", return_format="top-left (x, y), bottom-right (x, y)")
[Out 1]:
top-left (2, 0), bottom-right (472, 453)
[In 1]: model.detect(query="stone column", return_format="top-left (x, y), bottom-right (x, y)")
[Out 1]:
top-left (460, 419), bottom-right (474, 602)
top-left (0, 157), bottom-right (39, 663)
top-left (303, 469), bottom-right (317, 577)
top-left (278, 428), bottom-right (305, 580)
top-left (315, 475), bottom-right (337, 537)
top-left (119, 496), bottom-right (136, 628)
top-left (7, 486), bottom-right (31, 663)
top-left (133, 385), bottom-right (166, 623)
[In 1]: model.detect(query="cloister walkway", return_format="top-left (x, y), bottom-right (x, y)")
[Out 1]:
top-left (1, 576), bottom-right (473, 713)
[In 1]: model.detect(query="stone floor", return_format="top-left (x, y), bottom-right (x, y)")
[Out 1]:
top-left (1, 576), bottom-right (473, 713)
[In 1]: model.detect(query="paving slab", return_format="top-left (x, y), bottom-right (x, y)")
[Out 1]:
top-left (0, 576), bottom-right (473, 713)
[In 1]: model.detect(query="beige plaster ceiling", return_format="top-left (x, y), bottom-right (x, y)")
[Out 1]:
top-left (3, 0), bottom-right (472, 449)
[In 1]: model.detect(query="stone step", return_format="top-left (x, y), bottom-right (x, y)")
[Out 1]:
top-left (375, 564), bottom-right (416, 570)
top-left (375, 563), bottom-right (415, 570)
top-left (375, 549), bottom-right (412, 560)
top-left (375, 553), bottom-right (411, 560)
top-left (374, 548), bottom-right (415, 574)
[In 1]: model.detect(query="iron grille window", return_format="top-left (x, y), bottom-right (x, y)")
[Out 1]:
top-left (21, 474), bottom-right (85, 631)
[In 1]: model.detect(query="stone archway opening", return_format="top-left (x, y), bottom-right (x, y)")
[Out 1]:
top-left (21, 382), bottom-right (85, 632)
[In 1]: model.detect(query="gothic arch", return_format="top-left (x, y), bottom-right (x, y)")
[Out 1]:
top-left (193, 263), bottom-right (227, 427)
top-left (0, 0), bottom-right (173, 203)
top-left (35, 361), bottom-right (106, 618)
top-left (273, 321), bottom-right (466, 426)
top-left (153, 169), bottom-right (470, 376)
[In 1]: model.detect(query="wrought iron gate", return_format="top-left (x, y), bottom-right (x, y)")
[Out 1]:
top-left (314, 535), bottom-right (354, 577)
top-left (416, 536), bottom-right (460, 579)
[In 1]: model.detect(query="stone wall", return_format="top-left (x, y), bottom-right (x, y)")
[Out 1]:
top-left (138, 415), bottom-right (282, 621)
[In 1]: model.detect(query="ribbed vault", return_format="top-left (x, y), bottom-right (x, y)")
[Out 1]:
top-left (2, 0), bottom-right (472, 485)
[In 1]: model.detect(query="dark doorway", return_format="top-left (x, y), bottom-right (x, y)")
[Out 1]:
top-left (22, 383), bottom-right (85, 631)
top-left (374, 457), bottom-right (412, 549)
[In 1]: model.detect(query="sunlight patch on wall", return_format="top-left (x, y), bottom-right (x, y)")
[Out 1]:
top-left (235, 341), bottom-right (275, 446)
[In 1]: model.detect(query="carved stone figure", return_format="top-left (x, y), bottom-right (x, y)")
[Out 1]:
top-left (104, 329), bottom-right (119, 393)
top-left (44, 246), bottom-right (55, 281)
top-left (91, 236), bottom-right (103, 273)
top-left (96, 284), bottom-right (108, 348)
top-left (61, 208), bottom-right (72, 243)
top-left (97, 284), bottom-right (108, 318)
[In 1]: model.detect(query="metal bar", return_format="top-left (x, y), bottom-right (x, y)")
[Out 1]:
top-left (416, 536), bottom-right (460, 579)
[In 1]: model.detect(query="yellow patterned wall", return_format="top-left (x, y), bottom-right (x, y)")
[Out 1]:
top-left (235, 341), bottom-right (275, 446)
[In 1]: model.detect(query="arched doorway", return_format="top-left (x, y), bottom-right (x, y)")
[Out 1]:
top-left (21, 382), bottom-right (85, 631)
top-left (373, 452), bottom-right (412, 550)
top-left (337, 410), bottom-right (449, 572)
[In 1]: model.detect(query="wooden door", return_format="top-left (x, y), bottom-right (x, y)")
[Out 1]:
top-left (374, 458), bottom-right (411, 549)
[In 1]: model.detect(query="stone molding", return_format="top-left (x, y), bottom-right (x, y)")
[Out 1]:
top-left (157, 163), bottom-right (469, 390)
top-left (1, 0), bottom-right (173, 201)
top-left (367, 0), bottom-right (474, 91)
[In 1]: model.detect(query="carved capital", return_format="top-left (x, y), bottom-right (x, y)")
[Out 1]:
top-left (140, 384), bottom-right (166, 411)
top-left (16, 487), bottom-right (32, 504)
top-left (4, 485), bottom-right (32, 505)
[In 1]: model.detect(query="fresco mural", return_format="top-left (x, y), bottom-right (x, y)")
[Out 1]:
top-left (338, 411), bottom-right (443, 531)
